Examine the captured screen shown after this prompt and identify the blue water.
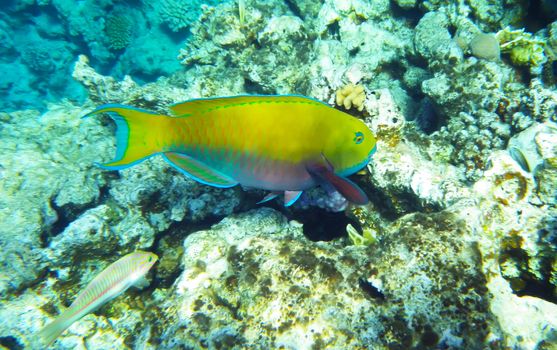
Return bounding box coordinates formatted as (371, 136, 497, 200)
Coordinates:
(0, 0, 223, 112)
(1, 0, 557, 349)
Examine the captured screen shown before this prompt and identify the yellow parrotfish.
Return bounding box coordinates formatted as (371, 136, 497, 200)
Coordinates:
(85, 95, 377, 205)
(38, 251, 158, 346)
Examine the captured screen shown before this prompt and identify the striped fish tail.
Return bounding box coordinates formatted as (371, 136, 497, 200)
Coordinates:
(38, 310, 74, 347)
(83, 104, 170, 170)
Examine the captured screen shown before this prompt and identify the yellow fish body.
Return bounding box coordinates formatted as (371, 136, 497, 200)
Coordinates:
(86, 95, 376, 205)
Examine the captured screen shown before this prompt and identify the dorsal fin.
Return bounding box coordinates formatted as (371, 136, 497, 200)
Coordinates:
(169, 95, 329, 117)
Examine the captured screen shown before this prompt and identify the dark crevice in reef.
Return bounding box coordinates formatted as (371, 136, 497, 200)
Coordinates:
(292, 208, 357, 242)
(524, 0, 557, 33)
(381, 60, 408, 86)
(359, 277, 386, 301)
(405, 51, 429, 70)
(284, 0, 304, 20)
(40, 181, 114, 247)
(516, 278, 556, 303)
(447, 23, 457, 37)
(0, 336, 24, 350)
(363, 180, 442, 221)
(500, 218, 557, 304)
(150, 215, 222, 288)
(389, 1, 422, 26)
(415, 97, 445, 134)
(40, 199, 87, 247)
(237, 190, 357, 242)
(349, 46, 360, 57)
(244, 78, 266, 94)
(325, 20, 340, 40)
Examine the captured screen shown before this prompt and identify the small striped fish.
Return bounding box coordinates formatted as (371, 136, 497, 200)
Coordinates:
(39, 251, 158, 346)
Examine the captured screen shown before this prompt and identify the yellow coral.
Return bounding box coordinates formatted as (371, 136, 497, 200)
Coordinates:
(346, 223, 377, 246)
(335, 84, 366, 111)
(496, 27, 546, 68)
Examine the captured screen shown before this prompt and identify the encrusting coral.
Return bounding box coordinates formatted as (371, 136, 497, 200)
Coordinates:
(105, 15, 133, 50)
(496, 26, 546, 70)
(158, 0, 219, 32)
(158, 208, 493, 348)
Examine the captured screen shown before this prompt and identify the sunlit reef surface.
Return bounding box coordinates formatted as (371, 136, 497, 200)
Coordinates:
(1, 0, 557, 349)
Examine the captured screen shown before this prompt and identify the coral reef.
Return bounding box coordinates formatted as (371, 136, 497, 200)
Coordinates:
(177, 0, 314, 96)
(0, 105, 109, 298)
(158, 208, 490, 349)
(393, 0, 416, 10)
(1, 0, 557, 349)
(414, 12, 457, 64)
(72, 55, 189, 109)
(421, 0, 526, 32)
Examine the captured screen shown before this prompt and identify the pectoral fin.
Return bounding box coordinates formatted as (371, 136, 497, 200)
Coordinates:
(307, 159, 369, 205)
(284, 191, 303, 206)
(257, 191, 303, 206)
(133, 276, 150, 289)
(257, 191, 280, 204)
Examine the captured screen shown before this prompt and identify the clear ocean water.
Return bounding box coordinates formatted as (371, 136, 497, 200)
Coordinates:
(1, 1, 556, 349)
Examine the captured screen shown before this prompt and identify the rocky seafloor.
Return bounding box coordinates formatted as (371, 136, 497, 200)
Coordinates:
(1, 0, 557, 349)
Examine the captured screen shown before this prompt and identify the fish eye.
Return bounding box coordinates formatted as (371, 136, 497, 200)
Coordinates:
(354, 131, 364, 144)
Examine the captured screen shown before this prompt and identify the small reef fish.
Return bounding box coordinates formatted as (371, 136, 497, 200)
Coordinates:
(39, 251, 158, 346)
(85, 95, 377, 205)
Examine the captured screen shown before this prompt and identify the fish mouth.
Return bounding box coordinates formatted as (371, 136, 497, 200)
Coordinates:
(338, 159, 369, 177)
(338, 145, 377, 177)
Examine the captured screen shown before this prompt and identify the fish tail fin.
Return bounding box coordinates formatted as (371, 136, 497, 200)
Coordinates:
(38, 312, 73, 347)
(83, 104, 170, 170)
